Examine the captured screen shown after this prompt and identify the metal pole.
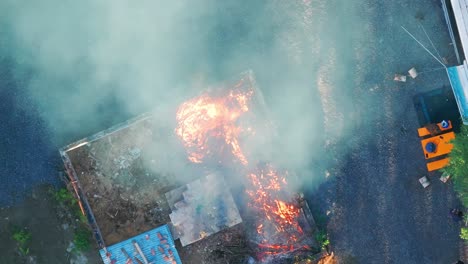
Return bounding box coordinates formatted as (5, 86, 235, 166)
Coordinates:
(401, 26, 447, 68)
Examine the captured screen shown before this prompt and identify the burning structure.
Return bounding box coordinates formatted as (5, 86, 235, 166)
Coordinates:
(60, 71, 324, 263)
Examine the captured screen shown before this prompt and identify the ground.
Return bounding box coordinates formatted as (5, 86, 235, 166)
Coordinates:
(0, 185, 101, 264)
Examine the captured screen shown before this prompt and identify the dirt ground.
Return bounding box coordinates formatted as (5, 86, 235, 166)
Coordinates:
(0, 184, 102, 264)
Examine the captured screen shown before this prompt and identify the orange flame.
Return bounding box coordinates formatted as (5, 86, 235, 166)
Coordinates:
(175, 85, 253, 165)
(175, 78, 309, 259)
(246, 166, 302, 232)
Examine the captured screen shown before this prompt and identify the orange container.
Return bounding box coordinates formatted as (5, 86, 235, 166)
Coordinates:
(427, 158, 450, 172)
(420, 132, 455, 160)
(417, 120, 452, 137)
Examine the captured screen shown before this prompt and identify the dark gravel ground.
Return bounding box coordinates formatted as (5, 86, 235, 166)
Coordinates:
(307, 0, 467, 263)
(0, 59, 60, 206)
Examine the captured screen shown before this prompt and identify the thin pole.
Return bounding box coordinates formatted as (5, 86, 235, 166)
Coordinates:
(418, 22, 444, 62)
(401, 26, 446, 68)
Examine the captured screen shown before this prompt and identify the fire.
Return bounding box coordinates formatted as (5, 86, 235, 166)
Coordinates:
(175, 75, 310, 261)
(246, 164, 304, 257)
(175, 84, 253, 165)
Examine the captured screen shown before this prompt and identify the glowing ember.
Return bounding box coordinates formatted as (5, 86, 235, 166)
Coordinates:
(175, 83, 253, 165)
(245, 164, 304, 257)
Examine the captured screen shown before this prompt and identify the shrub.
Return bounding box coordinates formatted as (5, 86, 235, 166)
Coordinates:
(461, 227, 468, 240)
(73, 228, 91, 252)
(53, 188, 76, 205)
(443, 125, 468, 207)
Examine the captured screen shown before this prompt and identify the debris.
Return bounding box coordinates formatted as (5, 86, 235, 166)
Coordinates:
(393, 74, 407, 82)
(133, 240, 149, 264)
(440, 172, 451, 183)
(66, 241, 75, 253)
(425, 123, 441, 136)
(408, 67, 418, 78)
(419, 176, 430, 188)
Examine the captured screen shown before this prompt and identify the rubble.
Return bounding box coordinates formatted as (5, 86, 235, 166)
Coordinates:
(168, 174, 243, 246)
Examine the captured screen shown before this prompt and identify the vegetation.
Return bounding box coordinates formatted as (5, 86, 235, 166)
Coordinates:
(461, 227, 468, 241)
(50, 187, 87, 224)
(315, 230, 330, 250)
(443, 125, 468, 207)
(53, 187, 76, 205)
(49, 187, 93, 253)
(12, 227, 31, 255)
(73, 228, 92, 252)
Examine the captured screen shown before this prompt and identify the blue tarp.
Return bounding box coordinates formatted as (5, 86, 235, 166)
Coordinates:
(99, 225, 182, 264)
(447, 65, 468, 124)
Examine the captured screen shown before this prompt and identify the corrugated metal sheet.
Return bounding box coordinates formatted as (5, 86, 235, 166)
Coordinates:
(99, 225, 182, 264)
(451, 0, 468, 55)
(447, 64, 468, 124)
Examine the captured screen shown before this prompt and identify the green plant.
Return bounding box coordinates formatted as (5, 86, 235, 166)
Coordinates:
(51, 187, 87, 223)
(443, 125, 468, 207)
(73, 228, 91, 252)
(12, 228, 31, 255)
(53, 188, 76, 205)
(461, 227, 468, 240)
(315, 230, 330, 250)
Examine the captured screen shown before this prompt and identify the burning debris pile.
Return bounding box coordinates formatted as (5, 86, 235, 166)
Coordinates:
(175, 80, 254, 165)
(245, 163, 316, 261)
(174, 72, 319, 263)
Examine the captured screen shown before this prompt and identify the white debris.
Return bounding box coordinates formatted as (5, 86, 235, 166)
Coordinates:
(393, 74, 407, 82)
(66, 242, 75, 253)
(408, 67, 418, 78)
(440, 172, 451, 183)
(419, 176, 430, 188)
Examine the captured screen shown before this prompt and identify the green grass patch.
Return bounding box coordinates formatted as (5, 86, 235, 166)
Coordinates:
(12, 227, 31, 255)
